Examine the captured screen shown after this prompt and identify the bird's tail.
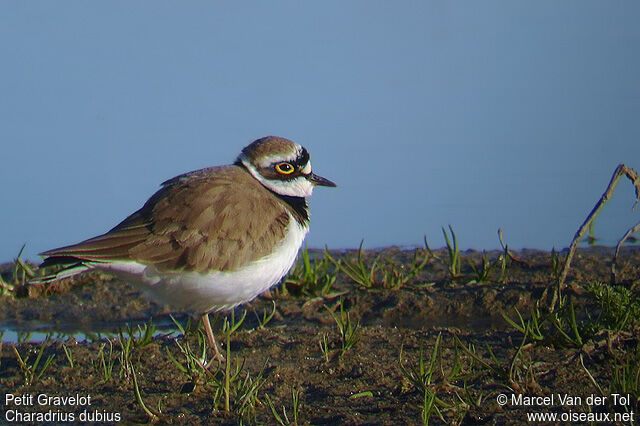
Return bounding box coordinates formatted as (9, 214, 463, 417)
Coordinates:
(29, 264, 90, 284)
(28, 257, 90, 285)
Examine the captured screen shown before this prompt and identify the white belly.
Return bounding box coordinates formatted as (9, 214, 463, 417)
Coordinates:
(96, 216, 308, 314)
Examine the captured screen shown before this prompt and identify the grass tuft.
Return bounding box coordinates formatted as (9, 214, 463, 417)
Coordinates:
(442, 226, 461, 279)
(12, 337, 56, 386)
(324, 297, 361, 358)
(284, 246, 340, 297)
(326, 240, 430, 289)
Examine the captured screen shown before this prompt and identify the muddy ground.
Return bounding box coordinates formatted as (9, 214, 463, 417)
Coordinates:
(1, 246, 639, 425)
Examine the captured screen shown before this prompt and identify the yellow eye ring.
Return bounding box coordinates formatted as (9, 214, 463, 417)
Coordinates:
(275, 162, 295, 175)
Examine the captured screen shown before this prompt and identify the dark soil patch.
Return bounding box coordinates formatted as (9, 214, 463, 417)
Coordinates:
(1, 247, 639, 424)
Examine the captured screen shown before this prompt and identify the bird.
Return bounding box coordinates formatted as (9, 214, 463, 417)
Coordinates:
(36, 136, 336, 363)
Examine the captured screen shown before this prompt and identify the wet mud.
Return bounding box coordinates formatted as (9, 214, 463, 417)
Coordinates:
(1, 246, 639, 424)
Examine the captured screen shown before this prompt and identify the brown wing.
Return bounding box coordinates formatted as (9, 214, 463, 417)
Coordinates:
(40, 165, 291, 272)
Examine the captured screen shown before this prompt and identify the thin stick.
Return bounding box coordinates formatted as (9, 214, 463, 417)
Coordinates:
(497, 229, 531, 267)
(130, 361, 159, 422)
(579, 354, 604, 396)
(611, 220, 640, 284)
(551, 164, 640, 312)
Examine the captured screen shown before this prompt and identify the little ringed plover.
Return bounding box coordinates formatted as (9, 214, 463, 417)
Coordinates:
(37, 136, 336, 362)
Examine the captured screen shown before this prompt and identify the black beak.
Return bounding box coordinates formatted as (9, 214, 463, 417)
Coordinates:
(308, 172, 337, 187)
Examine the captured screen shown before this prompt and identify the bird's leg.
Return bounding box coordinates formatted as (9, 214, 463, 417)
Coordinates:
(202, 313, 225, 367)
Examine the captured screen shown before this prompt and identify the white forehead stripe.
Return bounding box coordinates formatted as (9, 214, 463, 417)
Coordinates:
(256, 145, 303, 168)
(301, 161, 312, 175)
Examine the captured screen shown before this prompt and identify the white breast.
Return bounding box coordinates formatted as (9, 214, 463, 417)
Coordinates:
(97, 214, 308, 314)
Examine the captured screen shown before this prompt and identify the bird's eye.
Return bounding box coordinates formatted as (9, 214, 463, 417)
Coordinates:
(275, 162, 295, 175)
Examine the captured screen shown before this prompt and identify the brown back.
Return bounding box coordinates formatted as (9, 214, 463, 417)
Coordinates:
(41, 165, 292, 272)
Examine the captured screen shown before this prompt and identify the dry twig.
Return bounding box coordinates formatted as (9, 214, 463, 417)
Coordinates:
(498, 228, 532, 268)
(611, 220, 640, 284)
(551, 164, 640, 312)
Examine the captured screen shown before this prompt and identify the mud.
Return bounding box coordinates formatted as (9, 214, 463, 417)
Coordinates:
(1, 246, 639, 424)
